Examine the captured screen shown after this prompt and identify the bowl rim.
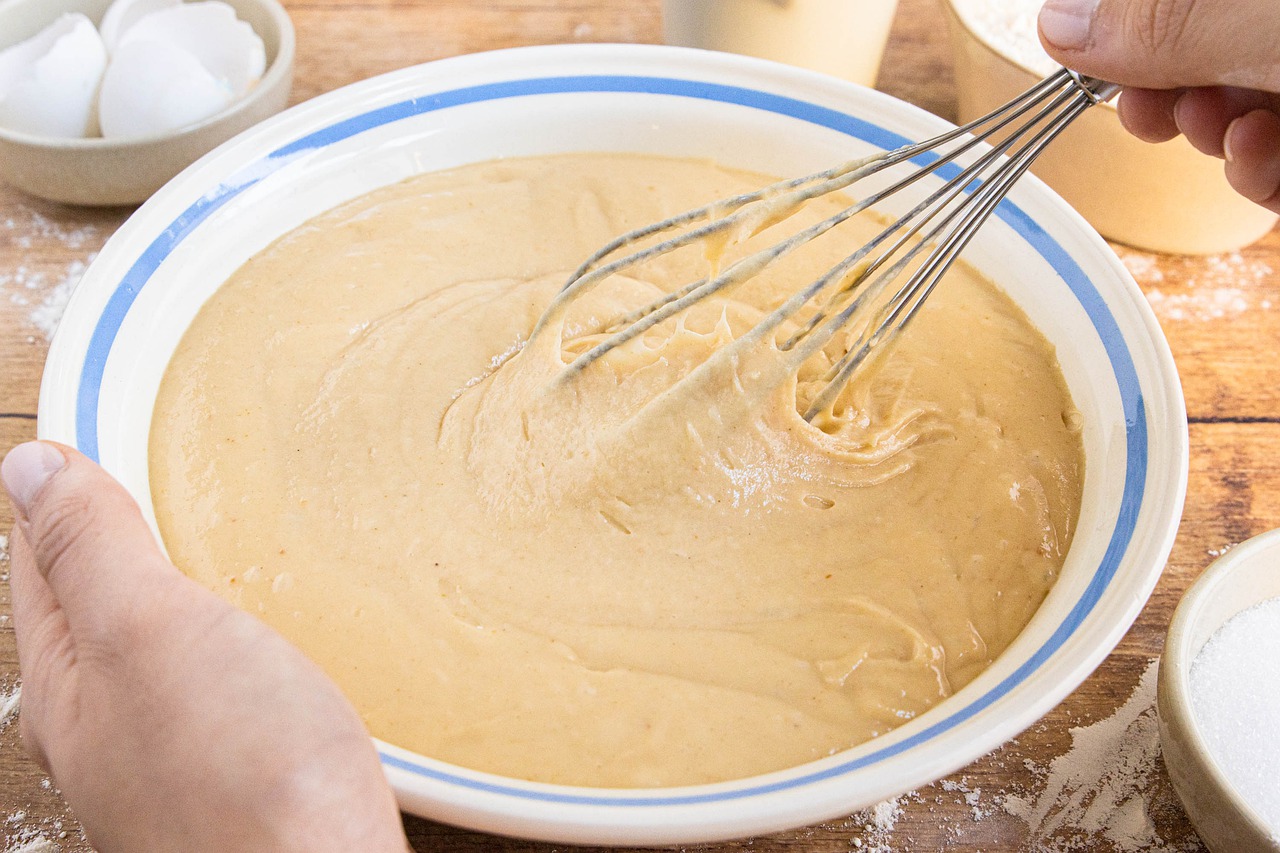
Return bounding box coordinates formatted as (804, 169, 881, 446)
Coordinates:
(36, 42, 1189, 844)
(1160, 527, 1280, 846)
(0, 0, 296, 149)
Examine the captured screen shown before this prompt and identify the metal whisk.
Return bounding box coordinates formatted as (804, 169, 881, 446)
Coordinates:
(532, 69, 1119, 421)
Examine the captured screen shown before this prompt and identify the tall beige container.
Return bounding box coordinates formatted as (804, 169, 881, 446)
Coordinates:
(942, 0, 1277, 255)
(663, 0, 900, 88)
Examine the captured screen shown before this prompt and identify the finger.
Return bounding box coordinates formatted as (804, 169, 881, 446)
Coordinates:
(1224, 109, 1280, 213)
(8, 527, 66, 774)
(1173, 88, 1280, 158)
(1039, 0, 1280, 92)
(8, 525, 67, 675)
(1, 441, 178, 640)
(1117, 88, 1182, 143)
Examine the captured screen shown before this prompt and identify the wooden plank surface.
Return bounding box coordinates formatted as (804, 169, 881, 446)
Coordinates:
(1, 0, 1277, 849)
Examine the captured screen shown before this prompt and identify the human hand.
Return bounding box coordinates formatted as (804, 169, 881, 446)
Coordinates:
(1038, 0, 1280, 212)
(1, 441, 410, 853)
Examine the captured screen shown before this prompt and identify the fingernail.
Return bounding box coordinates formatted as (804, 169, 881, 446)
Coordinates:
(1039, 0, 1100, 50)
(1, 442, 66, 518)
(1224, 117, 1239, 162)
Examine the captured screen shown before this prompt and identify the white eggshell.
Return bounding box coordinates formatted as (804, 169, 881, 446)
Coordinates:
(98, 38, 234, 138)
(118, 2, 266, 97)
(0, 13, 107, 138)
(98, 0, 182, 52)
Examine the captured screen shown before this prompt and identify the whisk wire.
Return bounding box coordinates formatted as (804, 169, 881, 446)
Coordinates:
(535, 69, 1118, 419)
(801, 90, 1100, 419)
(785, 78, 1091, 356)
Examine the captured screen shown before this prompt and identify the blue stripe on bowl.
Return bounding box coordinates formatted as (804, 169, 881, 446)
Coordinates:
(76, 73, 1146, 806)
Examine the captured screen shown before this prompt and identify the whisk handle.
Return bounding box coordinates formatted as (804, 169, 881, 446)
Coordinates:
(1066, 70, 1121, 104)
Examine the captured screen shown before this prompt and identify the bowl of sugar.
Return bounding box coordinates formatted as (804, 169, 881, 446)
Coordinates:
(1159, 528, 1280, 853)
(941, 0, 1278, 255)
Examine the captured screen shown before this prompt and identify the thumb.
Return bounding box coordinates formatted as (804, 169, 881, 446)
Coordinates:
(2, 441, 177, 639)
(1039, 0, 1280, 92)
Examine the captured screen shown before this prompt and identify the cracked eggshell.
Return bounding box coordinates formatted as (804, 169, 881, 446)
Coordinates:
(0, 0, 294, 205)
(0, 13, 107, 138)
(98, 37, 236, 138)
(99, 0, 182, 52)
(118, 2, 267, 97)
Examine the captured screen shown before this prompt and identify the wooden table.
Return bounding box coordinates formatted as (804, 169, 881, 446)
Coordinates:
(2, 1, 1276, 849)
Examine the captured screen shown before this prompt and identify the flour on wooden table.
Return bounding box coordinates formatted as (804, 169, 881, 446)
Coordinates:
(1, 790, 76, 852)
(26, 258, 93, 342)
(5, 837, 58, 853)
(833, 793, 914, 852)
(3, 808, 66, 853)
(1002, 659, 1197, 851)
(838, 659, 1203, 851)
(1119, 248, 1275, 323)
(0, 685, 20, 733)
(2, 209, 97, 252)
(1, 202, 104, 342)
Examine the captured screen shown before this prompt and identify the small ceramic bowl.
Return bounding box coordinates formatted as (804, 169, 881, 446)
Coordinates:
(940, 0, 1278, 255)
(38, 44, 1188, 845)
(0, 0, 294, 206)
(1159, 529, 1280, 853)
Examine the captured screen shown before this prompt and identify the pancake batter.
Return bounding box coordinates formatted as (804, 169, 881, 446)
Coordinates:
(150, 153, 1083, 787)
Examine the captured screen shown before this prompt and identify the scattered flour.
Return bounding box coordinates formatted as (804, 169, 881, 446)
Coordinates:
(0, 686, 19, 732)
(5, 838, 58, 853)
(1002, 659, 1197, 852)
(1, 201, 105, 343)
(1, 794, 76, 853)
(837, 659, 1203, 851)
(0, 533, 8, 563)
(1145, 288, 1251, 322)
(844, 794, 910, 852)
(1206, 543, 1236, 559)
(3, 808, 64, 853)
(26, 257, 93, 342)
(1121, 249, 1276, 323)
(1121, 253, 1166, 285)
(2, 208, 97, 251)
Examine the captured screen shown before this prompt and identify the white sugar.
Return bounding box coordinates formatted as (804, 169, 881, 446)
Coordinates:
(1189, 595, 1280, 833)
(952, 0, 1057, 76)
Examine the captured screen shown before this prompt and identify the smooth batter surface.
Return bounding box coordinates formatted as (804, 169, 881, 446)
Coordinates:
(150, 153, 1083, 787)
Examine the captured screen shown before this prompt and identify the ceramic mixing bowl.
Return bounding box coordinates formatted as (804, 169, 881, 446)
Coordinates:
(37, 44, 1188, 845)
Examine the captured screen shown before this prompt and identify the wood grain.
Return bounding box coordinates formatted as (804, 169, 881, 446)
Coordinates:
(1, 0, 1276, 849)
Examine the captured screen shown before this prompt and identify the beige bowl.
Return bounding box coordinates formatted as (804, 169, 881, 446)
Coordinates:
(662, 0, 899, 88)
(0, 0, 294, 206)
(940, 0, 1277, 255)
(1158, 529, 1280, 853)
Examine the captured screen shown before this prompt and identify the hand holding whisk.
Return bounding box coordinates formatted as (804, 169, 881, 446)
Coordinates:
(530, 69, 1119, 422)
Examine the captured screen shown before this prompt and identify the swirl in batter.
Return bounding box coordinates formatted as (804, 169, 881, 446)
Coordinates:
(150, 153, 1083, 787)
